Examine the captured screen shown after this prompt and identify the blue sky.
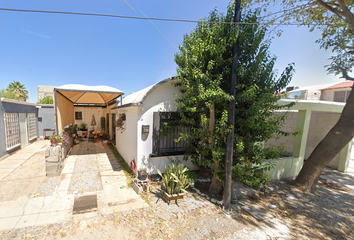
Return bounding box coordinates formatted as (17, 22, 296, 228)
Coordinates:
(0, 0, 340, 103)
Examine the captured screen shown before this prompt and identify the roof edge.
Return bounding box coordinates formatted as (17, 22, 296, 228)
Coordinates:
(139, 77, 176, 104)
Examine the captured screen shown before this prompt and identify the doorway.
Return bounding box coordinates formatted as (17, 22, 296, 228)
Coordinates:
(19, 113, 28, 147)
(112, 113, 116, 143)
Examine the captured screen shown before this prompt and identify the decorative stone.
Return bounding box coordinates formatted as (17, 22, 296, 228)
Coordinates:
(45, 145, 64, 176)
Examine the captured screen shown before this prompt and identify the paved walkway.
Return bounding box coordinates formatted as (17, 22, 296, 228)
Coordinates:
(0, 140, 148, 233)
(0, 140, 48, 180)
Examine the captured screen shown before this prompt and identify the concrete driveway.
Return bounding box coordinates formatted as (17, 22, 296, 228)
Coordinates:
(0, 140, 148, 232)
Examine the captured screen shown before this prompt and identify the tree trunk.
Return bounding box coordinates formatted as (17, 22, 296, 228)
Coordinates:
(208, 104, 222, 194)
(294, 87, 354, 192)
(209, 161, 223, 194)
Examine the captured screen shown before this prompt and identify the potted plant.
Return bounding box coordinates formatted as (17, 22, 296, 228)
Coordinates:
(80, 122, 88, 131)
(69, 124, 77, 137)
(106, 133, 111, 144)
(157, 163, 190, 204)
(49, 133, 63, 147)
(93, 131, 100, 142)
(138, 168, 149, 181)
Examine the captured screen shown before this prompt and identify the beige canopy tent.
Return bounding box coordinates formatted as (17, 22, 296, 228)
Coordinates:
(54, 84, 124, 133)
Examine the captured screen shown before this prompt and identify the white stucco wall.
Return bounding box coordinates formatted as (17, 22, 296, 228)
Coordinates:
(305, 90, 321, 100)
(115, 81, 198, 174)
(136, 81, 198, 174)
(115, 107, 139, 168)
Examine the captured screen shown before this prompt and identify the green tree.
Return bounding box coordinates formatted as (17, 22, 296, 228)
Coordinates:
(174, 3, 294, 193)
(6, 81, 29, 102)
(245, 0, 354, 192)
(0, 88, 22, 101)
(37, 96, 53, 104)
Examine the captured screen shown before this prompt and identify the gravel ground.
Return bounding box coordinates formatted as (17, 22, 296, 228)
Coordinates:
(4, 176, 350, 240)
(149, 187, 212, 221)
(1, 142, 353, 240)
(36, 176, 61, 196)
(68, 154, 102, 194)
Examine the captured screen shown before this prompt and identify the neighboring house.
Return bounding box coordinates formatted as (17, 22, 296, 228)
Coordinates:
(37, 85, 56, 102)
(265, 99, 352, 176)
(0, 97, 55, 158)
(283, 83, 334, 100)
(284, 81, 353, 102)
(113, 78, 198, 174)
(320, 81, 353, 102)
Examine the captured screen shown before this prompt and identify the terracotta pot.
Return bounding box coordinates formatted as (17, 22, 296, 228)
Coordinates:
(50, 138, 58, 146)
(95, 138, 99, 143)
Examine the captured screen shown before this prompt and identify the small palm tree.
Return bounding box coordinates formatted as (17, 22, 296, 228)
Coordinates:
(6, 81, 29, 101)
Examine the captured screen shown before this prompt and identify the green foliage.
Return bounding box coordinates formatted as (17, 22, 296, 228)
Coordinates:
(80, 122, 87, 130)
(157, 163, 190, 195)
(0, 89, 23, 101)
(37, 96, 53, 104)
(185, 171, 197, 187)
(174, 3, 295, 187)
(6, 81, 28, 101)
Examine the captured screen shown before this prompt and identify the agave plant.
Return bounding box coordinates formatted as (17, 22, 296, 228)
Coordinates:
(157, 163, 190, 195)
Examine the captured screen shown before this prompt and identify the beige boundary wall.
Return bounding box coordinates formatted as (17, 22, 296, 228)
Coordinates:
(306, 111, 341, 168)
(266, 100, 351, 177)
(55, 92, 74, 133)
(264, 111, 298, 156)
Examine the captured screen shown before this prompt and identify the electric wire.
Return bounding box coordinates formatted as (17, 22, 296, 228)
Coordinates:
(0, 7, 335, 26)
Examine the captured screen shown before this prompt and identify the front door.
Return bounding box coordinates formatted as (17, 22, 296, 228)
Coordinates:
(106, 113, 110, 137)
(19, 113, 28, 147)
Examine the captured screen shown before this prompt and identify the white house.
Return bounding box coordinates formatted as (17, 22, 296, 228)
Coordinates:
(113, 78, 198, 174)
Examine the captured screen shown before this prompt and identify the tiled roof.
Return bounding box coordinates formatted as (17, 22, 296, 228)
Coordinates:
(324, 81, 353, 90)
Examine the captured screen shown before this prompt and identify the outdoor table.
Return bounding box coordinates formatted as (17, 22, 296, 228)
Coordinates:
(43, 128, 55, 139)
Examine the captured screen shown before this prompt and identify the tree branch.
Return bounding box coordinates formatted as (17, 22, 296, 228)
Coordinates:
(315, 0, 345, 19)
(337, 0, 354, 28)
(338, 67, 354, 81)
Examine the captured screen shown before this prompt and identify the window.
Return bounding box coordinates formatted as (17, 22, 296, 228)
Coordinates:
(334, 91, 351, 102)
(152, 112, 189, 156)
(4, 113, 20, 150)
(75, 111, 82, 120)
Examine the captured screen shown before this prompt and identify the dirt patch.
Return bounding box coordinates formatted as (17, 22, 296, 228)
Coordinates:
(1, 153, 353, 239)
(0, 151, 47, 201)
(252, 179, 354, 239)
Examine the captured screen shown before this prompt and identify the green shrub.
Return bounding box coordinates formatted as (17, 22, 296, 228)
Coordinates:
(185, 171, 197, 187)
(157, 163, 190, 195)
